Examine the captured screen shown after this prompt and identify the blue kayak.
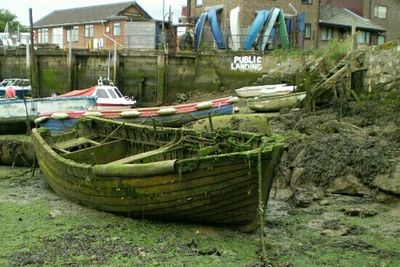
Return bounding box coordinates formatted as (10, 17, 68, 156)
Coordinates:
(243, 10, 270, 50)
(207, 7, 226, 49)
(194, 12, 207, 50)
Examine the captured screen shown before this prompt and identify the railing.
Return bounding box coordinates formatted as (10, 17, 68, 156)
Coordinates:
(19, 28, 305, 53)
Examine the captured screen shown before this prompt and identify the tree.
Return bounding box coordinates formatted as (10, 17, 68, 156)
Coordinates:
(0, 9, 28, 32)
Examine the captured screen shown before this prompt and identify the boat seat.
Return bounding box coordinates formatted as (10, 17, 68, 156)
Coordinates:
(107, 143, 183, 165)
(53, 137, 100, 153)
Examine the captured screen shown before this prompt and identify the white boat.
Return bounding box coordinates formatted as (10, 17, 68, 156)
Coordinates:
(260, 85, 296, 97)
(61, 77, 136, 109)
(247, 92, 306, 112)
(0, 96, 97, 134)
(0, 78, 32, 98)
(235, 83, 287, 98)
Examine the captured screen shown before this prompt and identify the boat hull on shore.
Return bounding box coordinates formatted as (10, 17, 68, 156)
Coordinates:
(235, 84, 287, 98)
(248, 92, 306, 112)
(32, 117, 283, 230)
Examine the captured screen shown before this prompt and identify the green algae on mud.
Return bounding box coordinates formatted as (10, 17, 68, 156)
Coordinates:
(1, 166, 400, 267)
(0, 167, 261, 267)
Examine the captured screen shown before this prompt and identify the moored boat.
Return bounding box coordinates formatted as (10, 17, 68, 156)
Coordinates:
(260, 85, 296, 97)
(248, 92, 306, 112)
(61, 77, 136, 109)
(36, 97, 237, 132)
(235, 84, 287, 98)
(31, 116, 283, 231)
(0, 96, 97, 134)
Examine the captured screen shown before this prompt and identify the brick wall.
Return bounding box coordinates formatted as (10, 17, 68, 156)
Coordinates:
(365, 0, 400, 41)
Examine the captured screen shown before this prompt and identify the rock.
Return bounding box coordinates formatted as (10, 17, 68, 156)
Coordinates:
(290, 167, 305, 188)
(374, 191, 399, 204)
(341, 207, 378, 217)
(321, 226, 350, 237)
(374, 163, 400, 195)
(319, 199, 330, 206)
(327, 174, 372, 196)
(290, 149, 306, 168)
(288, 186, 323, 208)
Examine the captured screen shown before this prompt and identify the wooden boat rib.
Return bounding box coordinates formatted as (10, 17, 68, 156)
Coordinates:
(32, 117, 283, 231)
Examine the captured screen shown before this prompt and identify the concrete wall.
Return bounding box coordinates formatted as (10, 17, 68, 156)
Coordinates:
(0, 48, 303, 106)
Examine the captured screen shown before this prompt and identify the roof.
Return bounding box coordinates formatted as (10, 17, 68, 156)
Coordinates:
(319, 4, 385, 32)
(34, 1, 152, 28)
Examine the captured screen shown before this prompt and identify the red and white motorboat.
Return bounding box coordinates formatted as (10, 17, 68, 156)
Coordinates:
(61, 77, 136, 109)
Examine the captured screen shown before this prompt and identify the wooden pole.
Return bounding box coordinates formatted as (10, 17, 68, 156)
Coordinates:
(113, 40, 117, 82)
(68, 27, 73, 89)
(29, 8, 39, 97)
(26, 38, 30, 77)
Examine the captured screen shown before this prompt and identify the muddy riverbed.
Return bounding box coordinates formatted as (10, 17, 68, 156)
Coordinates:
(1, 98, 400, 266)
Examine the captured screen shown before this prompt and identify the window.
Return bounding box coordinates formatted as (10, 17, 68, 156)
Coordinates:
(38, 28, 48, 43)
(374, 5, 387, 19)
(84, 24, 94, 37)
(305, 23, 311, 39)
(67, 26, 79, 42)
(196, 0, 203, 7)
(321, 27, 333, 41)
(113, 22, 121, 36)
(378, 35, 386, 45)
(95, 89, 109, 98)
(113, 88, 123, 97)
(302, 0, 313, 4)
(357, 31, 370, 45)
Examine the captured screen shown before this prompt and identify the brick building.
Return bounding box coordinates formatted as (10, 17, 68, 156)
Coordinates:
(363, 0, 400, 42)
(189, 0, 387, 49)
(321, 0, 400, 43)
(33, 1, 170, 50)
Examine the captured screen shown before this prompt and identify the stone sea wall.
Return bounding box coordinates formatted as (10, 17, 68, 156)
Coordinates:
(363, 41, 400, 94)
(0, 48, 303, 106)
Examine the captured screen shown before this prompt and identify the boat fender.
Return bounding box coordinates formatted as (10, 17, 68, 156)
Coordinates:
(84, 111, 103, 117)
(228, 96, 239, 103)
(196, 101, 213, 110)
(50, 112, 70, 120)
(234, 107, 241, 113)
(157, 107, 177, 116)
(34, 116, 49, 125)
(120, 110, 141, 118)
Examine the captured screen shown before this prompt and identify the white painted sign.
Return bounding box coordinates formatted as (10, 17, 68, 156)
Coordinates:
(231, 56, 263, 71)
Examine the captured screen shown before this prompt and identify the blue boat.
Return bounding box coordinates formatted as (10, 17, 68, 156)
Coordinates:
(0, 96, 97, 134)
(243, 10, 270, 50)
(297, 12, 306, 49)
(207, 7, 226, 49)
(194, 12, 207, 50)
(260, 8, 289, 51)
(37, 97, 237, 132)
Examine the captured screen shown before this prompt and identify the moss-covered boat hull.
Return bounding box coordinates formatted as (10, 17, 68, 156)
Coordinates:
(32, 117, 283, 230)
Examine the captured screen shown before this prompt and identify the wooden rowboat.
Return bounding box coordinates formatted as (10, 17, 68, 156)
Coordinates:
(248, 92, 306, 112)
(31, 117, 283, 231)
